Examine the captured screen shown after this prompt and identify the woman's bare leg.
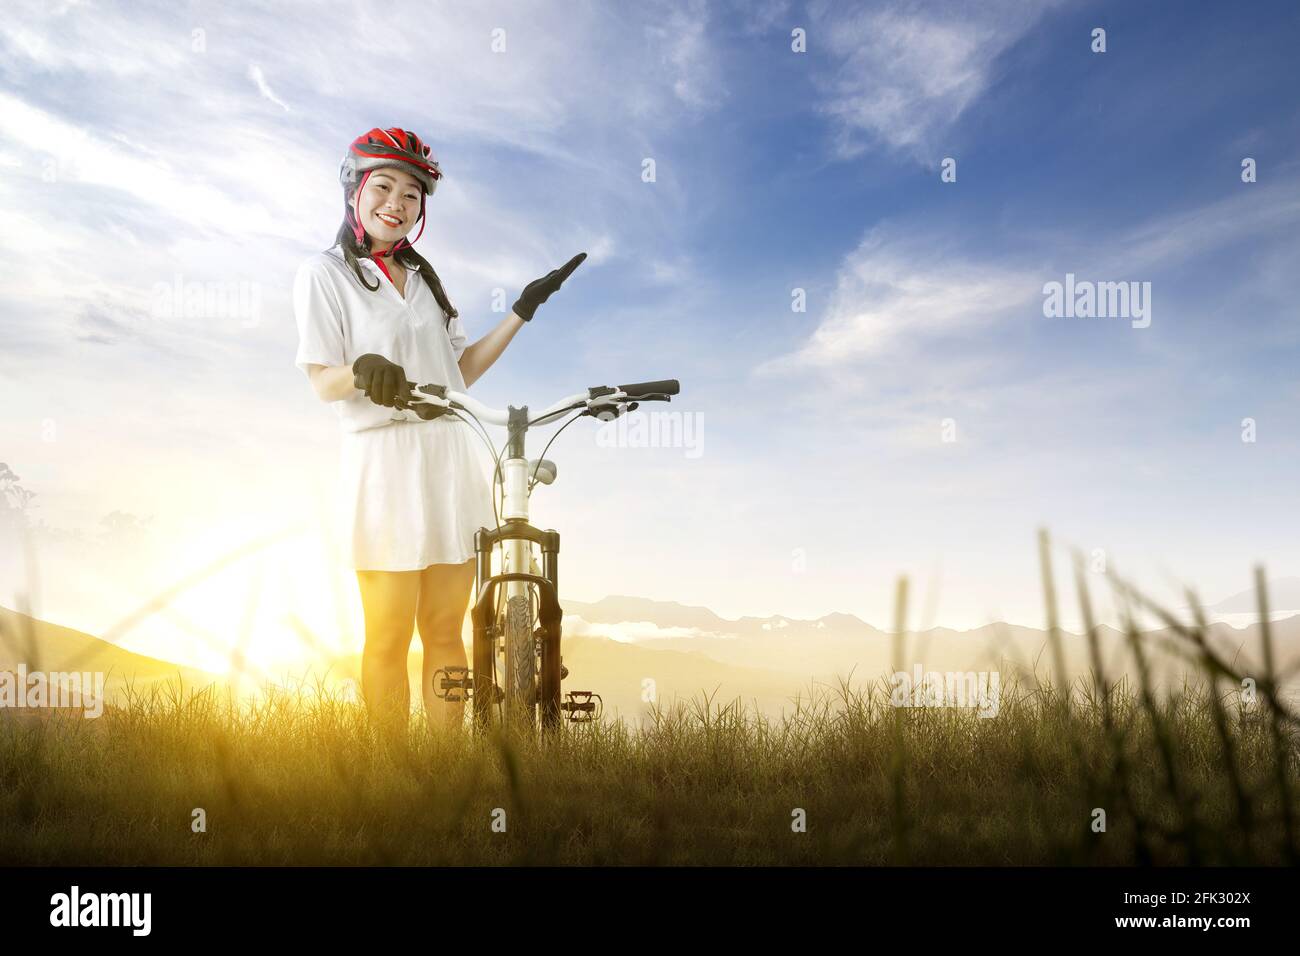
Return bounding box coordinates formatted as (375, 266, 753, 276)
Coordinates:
(356, 569, 421, 744)
(416, 557, 478, 731)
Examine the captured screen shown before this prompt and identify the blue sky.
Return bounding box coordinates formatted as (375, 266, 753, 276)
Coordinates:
(1, 0, 1298, 668)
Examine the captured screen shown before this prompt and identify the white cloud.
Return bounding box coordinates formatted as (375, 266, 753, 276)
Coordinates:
(760, 178, 1300, 380)
(0, 4, 187, 78)
(1110, 180, 1300, 275)
(562, 614, 731, 643)
(733, 0, 793, 37)
(0, 91, 294, 242)
(247, 64, 290, 112)
(755, 225, 1035, 375)
(646, 0, 729, 111)
(807, 0, 1063, 160)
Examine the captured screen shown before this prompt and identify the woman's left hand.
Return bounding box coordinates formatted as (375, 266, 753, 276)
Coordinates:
(511, 252, 587, 322)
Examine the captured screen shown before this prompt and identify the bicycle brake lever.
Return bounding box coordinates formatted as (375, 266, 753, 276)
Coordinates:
(407, 384, 451, 408)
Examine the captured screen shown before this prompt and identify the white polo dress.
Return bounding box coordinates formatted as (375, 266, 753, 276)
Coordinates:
(293, 245, 497, 572)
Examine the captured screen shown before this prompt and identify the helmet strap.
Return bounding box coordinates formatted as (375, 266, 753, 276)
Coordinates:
(347, 169, 371, 246)
(393, 193, 427, 251)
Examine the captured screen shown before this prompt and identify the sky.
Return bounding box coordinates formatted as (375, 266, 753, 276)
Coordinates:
(1, 0, 1298, 674)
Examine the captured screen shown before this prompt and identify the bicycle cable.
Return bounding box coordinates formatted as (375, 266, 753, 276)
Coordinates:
(525, 410, 586, 493)
(445, 408, 510, 724)
(448, 406, 516, 576)
(446, 408, 505, 535)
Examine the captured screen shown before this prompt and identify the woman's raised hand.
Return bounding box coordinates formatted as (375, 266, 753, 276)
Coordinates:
(511, 252, 587, 323)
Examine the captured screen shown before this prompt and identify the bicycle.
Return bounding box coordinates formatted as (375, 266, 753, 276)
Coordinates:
(406, 376, 681, 736)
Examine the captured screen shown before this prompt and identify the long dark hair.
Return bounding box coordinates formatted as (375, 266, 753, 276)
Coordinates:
(327, 187, 458, 329)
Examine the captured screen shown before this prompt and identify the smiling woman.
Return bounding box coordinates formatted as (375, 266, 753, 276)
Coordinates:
(292, 127, 586, 745)
(292, 127, 496, 743)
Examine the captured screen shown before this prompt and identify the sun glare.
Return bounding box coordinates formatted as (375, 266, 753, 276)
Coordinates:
(112, 518, 362, 681)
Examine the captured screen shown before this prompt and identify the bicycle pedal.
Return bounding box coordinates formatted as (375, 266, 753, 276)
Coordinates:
(561, 690, 602, 723)
(431, 666, 472, 702)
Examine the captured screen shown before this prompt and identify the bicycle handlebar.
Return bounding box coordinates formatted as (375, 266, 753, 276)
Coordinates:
(405, 379, 680, 427)
(618, 379, 680, 397)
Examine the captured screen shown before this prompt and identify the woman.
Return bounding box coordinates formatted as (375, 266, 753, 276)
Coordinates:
(293, 127, 585, 740)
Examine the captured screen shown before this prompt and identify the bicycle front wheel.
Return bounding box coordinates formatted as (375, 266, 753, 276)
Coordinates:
(503, 593, 537, 731)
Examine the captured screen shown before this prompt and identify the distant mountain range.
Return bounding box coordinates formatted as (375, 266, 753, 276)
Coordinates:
(561, 593, 1300, 668)
(0, 605, 219, 688)
(1199, 576, 1300, 614)
(3, 585, 1298, 725)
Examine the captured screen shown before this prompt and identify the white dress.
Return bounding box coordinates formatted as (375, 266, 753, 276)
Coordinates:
(293, 245, 497, 571)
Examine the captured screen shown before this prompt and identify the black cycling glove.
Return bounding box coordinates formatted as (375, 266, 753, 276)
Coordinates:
(352, 353, 414, 408)
(409, 401, 448, 421)
(511, 252, 587, 322)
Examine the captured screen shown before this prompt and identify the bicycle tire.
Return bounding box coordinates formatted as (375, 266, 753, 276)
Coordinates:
(503, 593, 537, 730)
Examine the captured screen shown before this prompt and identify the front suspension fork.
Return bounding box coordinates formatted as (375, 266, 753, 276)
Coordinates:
(470, 521, 563, 732)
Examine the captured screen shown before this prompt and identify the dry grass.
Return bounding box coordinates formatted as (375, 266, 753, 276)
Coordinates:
(1, 535, 1297, 866)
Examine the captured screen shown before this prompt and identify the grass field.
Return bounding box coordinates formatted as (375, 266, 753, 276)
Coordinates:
(2, 543, 1298, 866)
(1, 670, 1296, 866)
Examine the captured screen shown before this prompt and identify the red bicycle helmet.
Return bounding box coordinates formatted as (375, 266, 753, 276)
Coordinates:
(340, 127, 442, 195)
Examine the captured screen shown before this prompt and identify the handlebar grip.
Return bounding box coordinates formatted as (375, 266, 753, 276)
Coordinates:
(618, 379, 679, 397)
